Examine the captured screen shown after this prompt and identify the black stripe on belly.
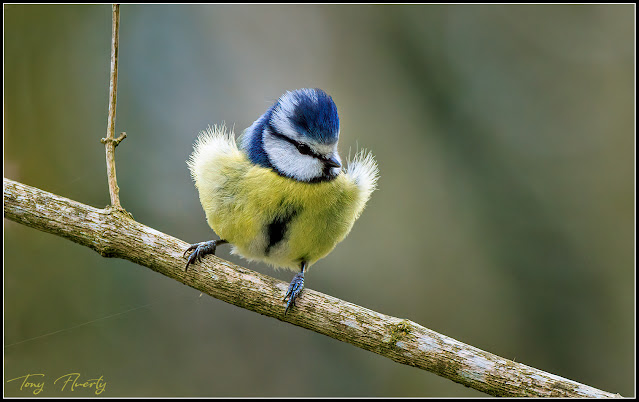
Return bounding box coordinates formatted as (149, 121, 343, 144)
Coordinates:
(265, 207, 299, 255)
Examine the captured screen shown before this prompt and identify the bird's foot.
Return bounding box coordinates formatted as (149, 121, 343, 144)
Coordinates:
(183, 239, 228, 271)
(284, 271, 305, 314)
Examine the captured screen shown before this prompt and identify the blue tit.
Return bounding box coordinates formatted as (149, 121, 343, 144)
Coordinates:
(184, 88, 379, 314)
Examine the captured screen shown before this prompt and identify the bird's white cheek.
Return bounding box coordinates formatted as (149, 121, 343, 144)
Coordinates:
(281, 154, 324, 182)
(263, 136, 324, 181)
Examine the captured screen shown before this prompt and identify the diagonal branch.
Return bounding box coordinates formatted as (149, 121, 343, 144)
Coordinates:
(2, 177, 622, 398)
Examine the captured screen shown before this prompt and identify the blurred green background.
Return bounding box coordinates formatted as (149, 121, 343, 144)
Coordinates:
(3, 4, 634, 397)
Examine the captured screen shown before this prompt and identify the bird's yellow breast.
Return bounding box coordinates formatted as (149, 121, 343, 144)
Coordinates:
(195, 152, 363, 270)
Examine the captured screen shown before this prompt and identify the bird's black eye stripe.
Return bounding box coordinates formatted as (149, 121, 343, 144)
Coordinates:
(296, 143, 312, 156)
(269, 127, 319, 158)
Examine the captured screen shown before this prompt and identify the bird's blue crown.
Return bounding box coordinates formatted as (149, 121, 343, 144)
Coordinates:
(274, 88, 340, 144)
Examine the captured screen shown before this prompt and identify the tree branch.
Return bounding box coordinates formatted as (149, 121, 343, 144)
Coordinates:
(101, 4, 125, 211)
(3, 177, 621, 398)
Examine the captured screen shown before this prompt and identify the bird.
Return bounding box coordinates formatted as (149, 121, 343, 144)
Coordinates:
(184, 88, 379, 314)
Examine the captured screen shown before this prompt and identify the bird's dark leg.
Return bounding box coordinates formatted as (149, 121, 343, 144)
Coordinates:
(183, 239, 228, 271)
(284, 261, 307, 314)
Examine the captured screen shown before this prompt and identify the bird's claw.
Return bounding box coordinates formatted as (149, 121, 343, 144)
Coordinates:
(183, 243, 199, 258)
(183, 240, 225, 271)
(284, 272, 305, 314)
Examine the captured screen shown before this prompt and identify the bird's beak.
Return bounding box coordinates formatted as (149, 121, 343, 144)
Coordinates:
(324, 155, 341, 169)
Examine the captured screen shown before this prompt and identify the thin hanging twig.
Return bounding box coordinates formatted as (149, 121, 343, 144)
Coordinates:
(100, 4, 127, 210)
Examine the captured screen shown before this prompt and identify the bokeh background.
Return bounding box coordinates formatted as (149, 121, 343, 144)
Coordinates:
(4, 4, 635, 397)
